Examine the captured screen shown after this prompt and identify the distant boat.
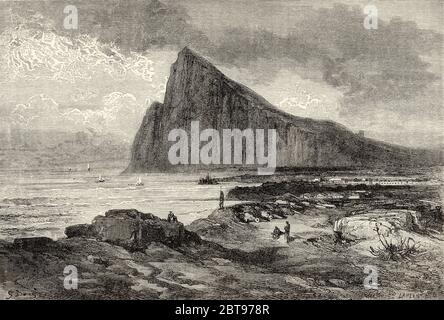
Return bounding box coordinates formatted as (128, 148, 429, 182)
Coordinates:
(136, 177, 144, 186)
(87, 163, 91, 172)
(97, 175, 105, 183)
(198, 173, 218, 185)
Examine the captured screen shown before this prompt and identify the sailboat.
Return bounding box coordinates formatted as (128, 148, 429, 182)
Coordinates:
(136, 177, 144, 186)
(97, 175, 105, 183)
(87, 163, 91, 172)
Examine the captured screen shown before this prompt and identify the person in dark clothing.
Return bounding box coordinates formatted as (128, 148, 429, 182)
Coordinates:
(131, 212, 143, 249)
(168, 211, 178, 223)
(284, 221, 291, 243)
(167, 211, 174, 223)
(435, 206, 442, 221)
(219, 190, 225, 209)
(272, 226, 283, 239)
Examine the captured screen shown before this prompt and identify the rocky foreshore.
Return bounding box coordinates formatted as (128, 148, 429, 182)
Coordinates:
(0, 205, 443, 300)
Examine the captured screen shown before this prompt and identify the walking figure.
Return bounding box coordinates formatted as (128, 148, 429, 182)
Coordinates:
(219, 189, 225, 209)
(131, 212, 143, 248)
(284, 221, 291, 243)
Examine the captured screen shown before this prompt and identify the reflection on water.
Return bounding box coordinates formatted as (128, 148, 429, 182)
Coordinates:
(0, 169, 256, 240)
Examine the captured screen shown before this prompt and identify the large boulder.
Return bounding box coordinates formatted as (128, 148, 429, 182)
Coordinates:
(65, 224, 98, 238)
(13, 237, 57, 251)
(333, 210, 422, 241)
(65, 209, 200, 249)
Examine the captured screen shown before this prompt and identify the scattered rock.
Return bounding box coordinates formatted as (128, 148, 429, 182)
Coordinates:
(104, 209, 159, 221)
(240, 213, 256, 223)
(232, 203, 293, 223)
(87, 255, 110, 266)
(328, 279, 347, 288)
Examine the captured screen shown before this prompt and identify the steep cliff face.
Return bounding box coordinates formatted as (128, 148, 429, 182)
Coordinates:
(125, 47, 441, 173)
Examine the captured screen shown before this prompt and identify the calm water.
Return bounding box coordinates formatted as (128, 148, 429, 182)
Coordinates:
(0, 169, 256, 241)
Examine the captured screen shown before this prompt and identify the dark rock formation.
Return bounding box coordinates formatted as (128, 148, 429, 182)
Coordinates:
(125, 47, 441, 173)
(65, 209, 200, 250)
(12, 237, 57, 251)
(65, 224, 98, 239)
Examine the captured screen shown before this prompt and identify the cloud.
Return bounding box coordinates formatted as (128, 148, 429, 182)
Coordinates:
(70, 89, 98, 103)
(10, 93, 147, 139)
(211, 5, 442, 96)
(6, 0, 212, 53)
(0, 7, 174, 139)
(0, 15, 157, 84)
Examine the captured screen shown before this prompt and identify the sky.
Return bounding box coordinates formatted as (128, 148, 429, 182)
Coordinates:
(0, 0, 442, 148)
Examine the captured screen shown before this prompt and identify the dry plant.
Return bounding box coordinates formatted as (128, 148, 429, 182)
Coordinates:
(369, 222, 422, 261)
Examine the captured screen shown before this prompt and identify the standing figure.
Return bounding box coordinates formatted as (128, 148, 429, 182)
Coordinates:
(167, 211, 174, 223)
(131, 212, 143, 248)
(219, 190, 225, 209)
(284, 221, 291, 243)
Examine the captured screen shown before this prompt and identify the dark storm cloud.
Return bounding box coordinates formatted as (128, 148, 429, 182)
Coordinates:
(209, 4, 442, 107)
(7, 1, 441, 94)
(5, 0, 212, 51)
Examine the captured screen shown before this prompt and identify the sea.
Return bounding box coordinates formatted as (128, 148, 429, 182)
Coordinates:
(0, 168, 257, 241)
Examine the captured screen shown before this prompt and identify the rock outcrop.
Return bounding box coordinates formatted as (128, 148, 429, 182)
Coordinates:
(65, 209, 200, 250)
(333, 210, 422, 241)
(12, 237, 58, 251)
(125, 47, 441, 172)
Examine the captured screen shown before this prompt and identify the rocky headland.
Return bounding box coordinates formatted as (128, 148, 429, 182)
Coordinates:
(125, 47, 442, 173)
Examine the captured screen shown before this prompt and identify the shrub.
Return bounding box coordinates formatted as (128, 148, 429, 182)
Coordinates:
(369, 223, 422, 261)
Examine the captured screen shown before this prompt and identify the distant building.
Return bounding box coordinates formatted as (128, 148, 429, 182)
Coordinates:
(358, 130, 365, 137)
(328, 178, 343, 184)
(323, 176, 432, 187)
(328, 192, 344, 199)
(347, 193, 360, 200)
(372, 179, 418, 186)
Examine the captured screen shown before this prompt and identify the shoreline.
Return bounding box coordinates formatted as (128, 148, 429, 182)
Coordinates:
(1, 168, 443, 299)
(1, 196, 443, 299)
